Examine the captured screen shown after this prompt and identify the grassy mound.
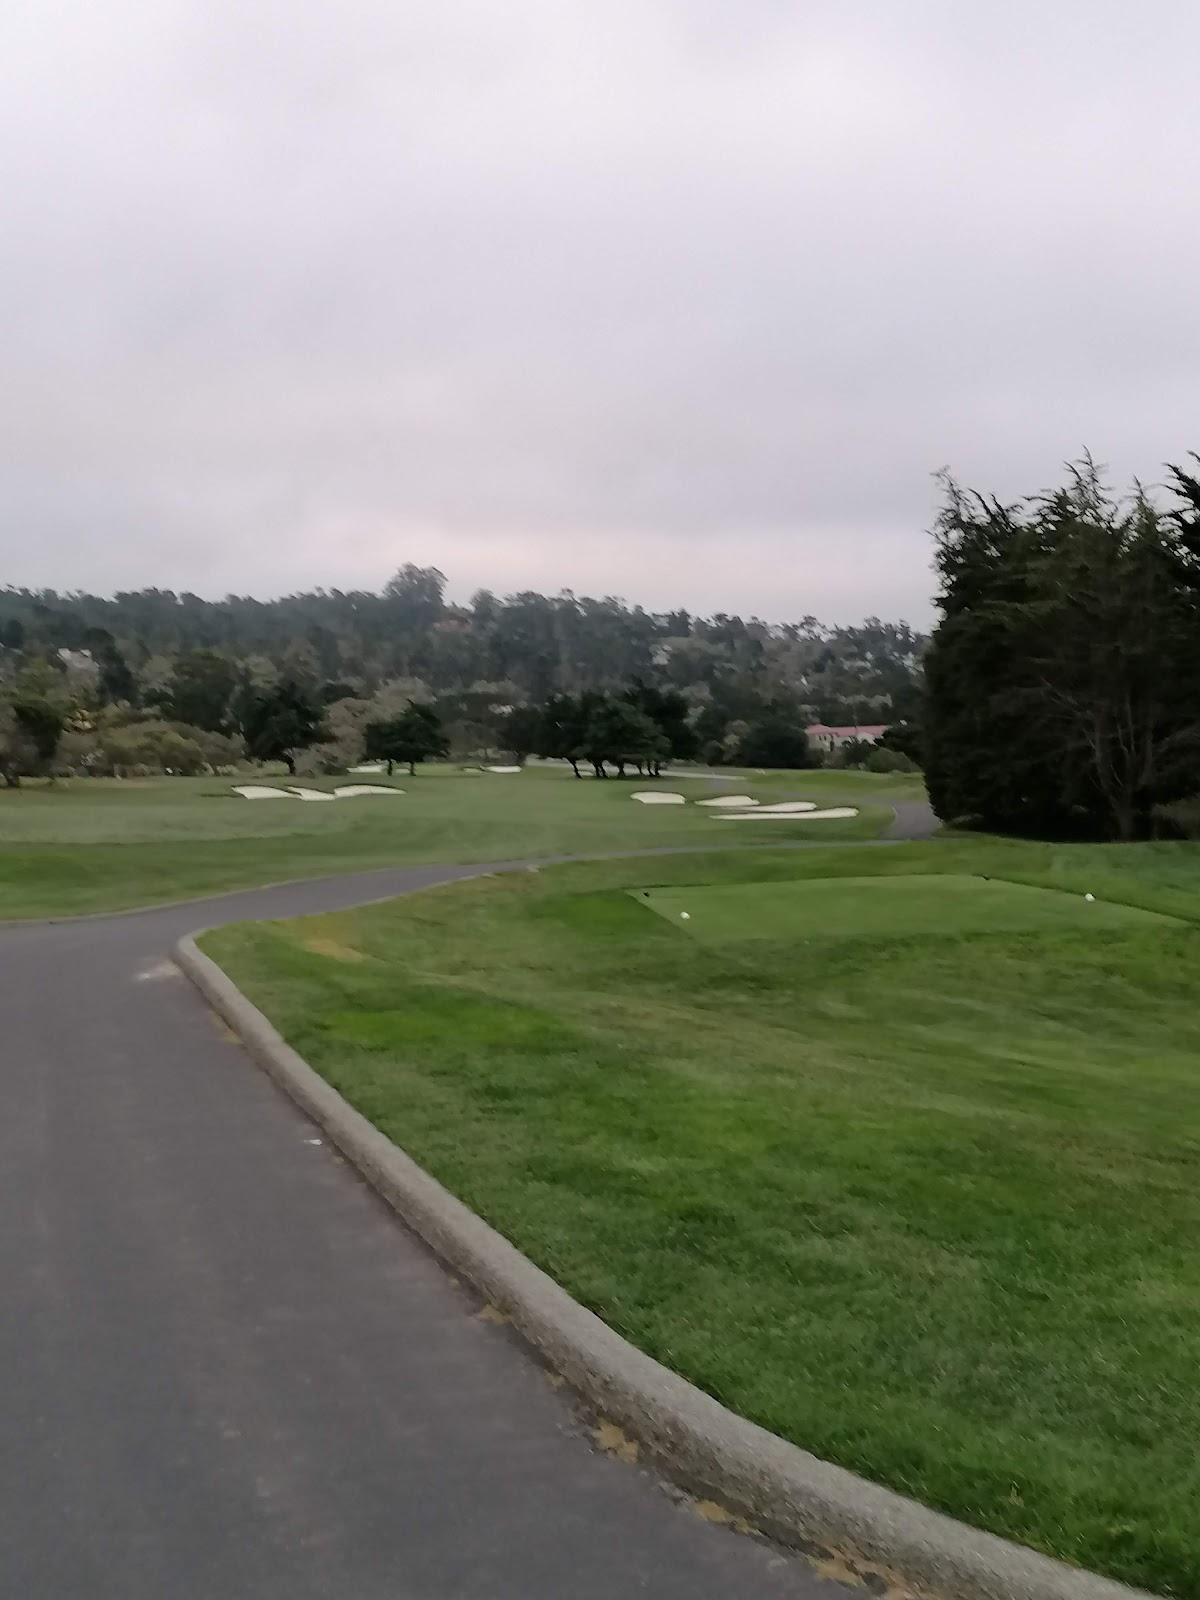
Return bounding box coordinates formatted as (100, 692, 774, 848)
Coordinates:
(634, 872, 1181, 942)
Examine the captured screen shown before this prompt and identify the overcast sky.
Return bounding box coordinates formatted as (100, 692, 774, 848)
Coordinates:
(2, 1, 1198, 625)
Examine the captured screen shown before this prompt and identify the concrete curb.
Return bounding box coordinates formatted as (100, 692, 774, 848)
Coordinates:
(176, 931, 1149, 1600)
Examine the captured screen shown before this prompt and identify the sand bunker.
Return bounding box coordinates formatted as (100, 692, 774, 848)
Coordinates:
(695, 795, 759, 808)
(747, 801, 817, 813)
(331, 785, 403, 798)
(349, 762, 385, 773)
(716, 807, 858, 821)
(632, 791, 686, 804)
(487, 765, 522, 774)
(233, 784, 403, 802)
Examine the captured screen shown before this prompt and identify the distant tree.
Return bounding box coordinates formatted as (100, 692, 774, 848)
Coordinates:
(537, 693, 590, 777)
(0, 699, 33, 786)
(622, 679, 698, 763)
(0, 617, 25, 653)
(497, 704, 543, 765)
(383, 566, 447, 666)
(157, 649, 238, 732)
(470, 588, 500, 627)
(583, 697, 665, 778)
(384, 564, 447, 613)
(865, 745, 918, 774)
(364, 702, 449, 776)
(437, 679, 520, 757)
(100, 721, 209, 776)
(737, 709, 813, 769)
(314, 694, 372, 772)
(0, 666, 67, 784)
(241, 677, 325, 776)
(13, 697, 67, 771)
(84, 628, 137, 705)
(833, 736, 875, 768)
(183, 724, 245, 772)
(878, 720, 923, 765)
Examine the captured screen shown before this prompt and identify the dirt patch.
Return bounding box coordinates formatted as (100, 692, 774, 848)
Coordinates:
(301, 935, 367, 963)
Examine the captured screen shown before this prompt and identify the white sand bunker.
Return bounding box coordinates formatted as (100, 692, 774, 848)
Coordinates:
(717, 807, 858, 821)
(349, 761, 385, 773)
(331, 785, 403, 798)
(747, 801, 817, 814)
(233, 784, 403, 802)
(632, 791, 686, 804)
(286, 786, 336, 802)
(695, 795, 759, 807)
(487, 765, 522, 774)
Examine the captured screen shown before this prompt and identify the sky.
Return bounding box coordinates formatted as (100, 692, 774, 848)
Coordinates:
(2, 1, 1199, 626)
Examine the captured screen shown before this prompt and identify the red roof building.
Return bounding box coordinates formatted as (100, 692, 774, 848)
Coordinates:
(805, 723, 888, 752)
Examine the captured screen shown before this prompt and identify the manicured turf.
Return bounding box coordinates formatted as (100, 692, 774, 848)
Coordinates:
(205, 838, 1200, 1595)
(0, 765, 909, 918)
(634, 873, 1184, 942)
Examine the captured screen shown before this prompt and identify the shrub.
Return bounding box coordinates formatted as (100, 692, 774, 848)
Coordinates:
(865, 746, 918, 774)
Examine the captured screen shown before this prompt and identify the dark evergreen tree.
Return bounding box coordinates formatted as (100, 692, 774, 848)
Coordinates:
(537, 693, 590, 777)
(737, 707, 814, 769)
(241, 677, 325, 776)
(622, 680, 698, 762)
(496, 704, 542, 764)
(925, 460, 1200, 839)
(583, 697, 665, 778)
(364, 703, 449, 776)
(155, 649, 238, 732)
(84, 628, 137, 705)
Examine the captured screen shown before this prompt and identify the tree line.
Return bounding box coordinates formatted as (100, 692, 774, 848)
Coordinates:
(0, 576, 923, 724)
(0, 651, 898, 784)
(925, 455, 1200, 840)
(0, 575, 923, 782)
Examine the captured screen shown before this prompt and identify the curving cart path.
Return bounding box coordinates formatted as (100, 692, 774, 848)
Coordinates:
(0, 819, 935, 1597)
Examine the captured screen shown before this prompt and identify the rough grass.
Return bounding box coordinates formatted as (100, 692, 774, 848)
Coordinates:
(0, 766, 910, 918)
(205, 838, 1200, 1596)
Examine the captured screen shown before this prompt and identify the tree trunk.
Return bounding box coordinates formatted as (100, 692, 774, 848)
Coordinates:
(283, 753, 296, 777)
(408, 760, 416, 776)
(386, 759, 394, 776)
(1112, 794, 1136, 842)
(568, 758, 581, 778)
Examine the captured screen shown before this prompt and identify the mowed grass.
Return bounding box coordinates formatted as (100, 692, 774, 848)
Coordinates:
(205, 839, 1200, 1594)
(0, 765, 911, 918)
(636, 873, 1183, 942)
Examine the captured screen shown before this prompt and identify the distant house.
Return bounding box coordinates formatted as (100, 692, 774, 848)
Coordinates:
(805, 722, 888, 754)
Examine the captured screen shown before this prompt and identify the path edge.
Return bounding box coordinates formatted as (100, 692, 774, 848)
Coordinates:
(175, 931, 1148, 1600)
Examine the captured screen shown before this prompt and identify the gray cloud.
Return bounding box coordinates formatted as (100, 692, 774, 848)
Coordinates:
(2, 0, 1198, 623)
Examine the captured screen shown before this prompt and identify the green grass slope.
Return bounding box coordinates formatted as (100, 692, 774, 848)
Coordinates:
(0, 766, 912, 918)
(635, 872, 1181, 942)
(205, 839, 1200, 1594)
